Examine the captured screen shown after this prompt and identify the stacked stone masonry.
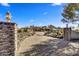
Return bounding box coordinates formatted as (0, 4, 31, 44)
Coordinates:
(0, 22, 17, 56)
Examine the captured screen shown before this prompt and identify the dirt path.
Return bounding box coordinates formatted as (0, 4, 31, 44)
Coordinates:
(16, 32, 57, 55)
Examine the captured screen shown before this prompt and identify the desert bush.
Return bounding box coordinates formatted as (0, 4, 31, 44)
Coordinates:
(44, 29, 63, 38)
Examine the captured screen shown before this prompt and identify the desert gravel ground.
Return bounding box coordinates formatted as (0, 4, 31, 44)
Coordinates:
(16, 32, 79, 56)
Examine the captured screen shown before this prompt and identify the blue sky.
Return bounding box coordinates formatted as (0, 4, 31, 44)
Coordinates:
(0, 3, 66, 27)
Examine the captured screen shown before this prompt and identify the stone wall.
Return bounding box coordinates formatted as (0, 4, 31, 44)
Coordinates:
(0, 22, 17, 56)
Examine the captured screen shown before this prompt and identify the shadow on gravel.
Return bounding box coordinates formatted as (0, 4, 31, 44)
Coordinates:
(20, 39, 59, 56)
(19, 39, 70, 56)
(19, 39, 79, 56)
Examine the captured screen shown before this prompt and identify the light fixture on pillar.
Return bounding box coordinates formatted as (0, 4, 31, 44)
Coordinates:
(6, 11, 11, 23)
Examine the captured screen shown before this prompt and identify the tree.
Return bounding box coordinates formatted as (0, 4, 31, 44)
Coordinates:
(61, 3, 79, 28)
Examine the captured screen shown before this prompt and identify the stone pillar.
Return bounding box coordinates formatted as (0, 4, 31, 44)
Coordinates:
(0, 22, 17, 56)
(64, 28, 71, 41)
(14, 24, 17, 56)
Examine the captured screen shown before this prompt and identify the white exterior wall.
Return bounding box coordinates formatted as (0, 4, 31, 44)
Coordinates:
(71, 31, 79, 39)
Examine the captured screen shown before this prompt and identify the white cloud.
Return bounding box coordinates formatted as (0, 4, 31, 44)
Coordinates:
(0, 3, 10, 7)
(51, 3, 62, 6)
(30, 19, 34, 22)
(43, 12, 48, 15)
